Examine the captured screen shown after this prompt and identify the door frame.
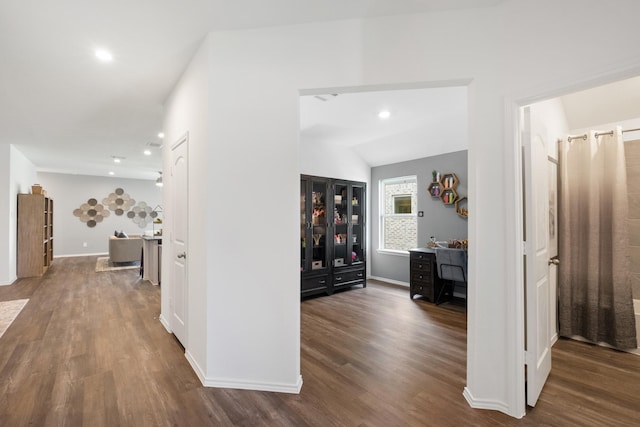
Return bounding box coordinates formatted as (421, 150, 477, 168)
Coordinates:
(507, 63, 640, 417)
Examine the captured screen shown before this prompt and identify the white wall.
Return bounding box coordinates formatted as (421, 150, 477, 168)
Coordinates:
(0, 145, 38, 285)
(37, 172, 162, 256)
(162, 39, 212, 383)
(164, 0, 640, 417)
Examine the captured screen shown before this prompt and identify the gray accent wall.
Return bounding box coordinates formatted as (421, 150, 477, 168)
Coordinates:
(371, 150, 468, 284)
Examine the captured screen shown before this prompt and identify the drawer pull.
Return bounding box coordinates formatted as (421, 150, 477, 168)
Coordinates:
(319, 280, 326, 284)
(335, 276, 342, 280)
(357, 273, 363, 277)
(418, 264, 423, 268)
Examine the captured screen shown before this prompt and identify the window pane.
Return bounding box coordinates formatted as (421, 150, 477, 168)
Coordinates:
(393, 195, 412, 214)
(383, 216, 417, 250)
(380, 176, 418, 250)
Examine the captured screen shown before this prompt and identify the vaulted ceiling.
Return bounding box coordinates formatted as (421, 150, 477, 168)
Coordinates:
(3, 1, 638, 179)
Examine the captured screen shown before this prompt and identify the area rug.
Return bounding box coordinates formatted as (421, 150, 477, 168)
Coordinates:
(95, 257, 140, 272)
(0, 299, 28, 339)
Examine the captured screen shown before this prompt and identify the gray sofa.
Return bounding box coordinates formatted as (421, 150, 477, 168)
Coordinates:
(109, 235, 143, 263)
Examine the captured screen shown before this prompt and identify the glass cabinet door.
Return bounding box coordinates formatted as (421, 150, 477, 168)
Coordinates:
(332, 182, 349, 268)
(301, 181, 329, 271)
(300, 179, 308, 271)
(350, 183, 365, 265)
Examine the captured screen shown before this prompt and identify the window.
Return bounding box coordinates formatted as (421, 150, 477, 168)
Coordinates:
(393, 195, 412, 214)
(380, 176, 417, 251)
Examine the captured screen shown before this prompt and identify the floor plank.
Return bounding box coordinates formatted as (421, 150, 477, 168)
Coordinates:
(0, 257, 638, 426)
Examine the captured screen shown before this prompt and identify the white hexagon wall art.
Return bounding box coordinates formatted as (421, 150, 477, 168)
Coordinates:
(102, 188, 135, 216)
(127, 201, 155, 228)
(73, 198, 111, 228)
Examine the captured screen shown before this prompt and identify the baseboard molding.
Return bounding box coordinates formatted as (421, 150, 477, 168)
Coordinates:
(159, 314, 171, 333)
(184, 350, 303, 394)
(368, 276, 409, 287)
(202, 375, 303, 394)
(185, 349, 207, 384)
(54, 252, 108, 258)
(463, 387, 521, 419)
(0, 275, 17, 286)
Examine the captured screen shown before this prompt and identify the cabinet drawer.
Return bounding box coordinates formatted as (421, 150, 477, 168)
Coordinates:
(301, 276, 329, 291)
(411, 281, 433, 296)
(333, 270, 365, 287)
(411, 260, 431, 273)
(410, 252, 434, 262)
(411, 271, 433, 285)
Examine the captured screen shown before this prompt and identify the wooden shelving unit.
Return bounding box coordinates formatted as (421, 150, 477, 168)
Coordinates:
(18, 194, 53, 278)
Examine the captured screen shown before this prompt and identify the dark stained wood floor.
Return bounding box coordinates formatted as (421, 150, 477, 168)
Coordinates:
(0, 256, 638, 426)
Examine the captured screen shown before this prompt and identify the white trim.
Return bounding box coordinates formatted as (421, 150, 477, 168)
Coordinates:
(54, 252, 108, 258)
(186, 348, 304, 393)
(159, 314, 172, 333)
(0, 276, 17, 286)
(376, 249, 409, 257)
(185, 349, 206, 384)
(463, 387, 520, 419)
(368, 276, 409, 287)
(202, 375, 303, 394)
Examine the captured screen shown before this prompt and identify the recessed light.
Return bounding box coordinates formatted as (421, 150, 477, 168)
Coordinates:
(143, 150, 152, 156)
(113, 158, 121, 163)
(157, 132, 165, 139)
(378, 110, 391, 119)
(95, 49, 113, 62)
(108, 171, 115, 176)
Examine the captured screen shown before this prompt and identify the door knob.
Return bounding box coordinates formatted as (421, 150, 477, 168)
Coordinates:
(548, 257, 559, 265)
(177, 252, 186, 259)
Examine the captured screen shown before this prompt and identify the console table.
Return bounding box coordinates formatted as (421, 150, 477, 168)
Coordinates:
(408, 247, 443, 302)
(142, 236, 162, 285)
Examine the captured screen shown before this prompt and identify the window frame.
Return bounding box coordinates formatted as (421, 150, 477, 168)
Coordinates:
(379, 175, 418, 253)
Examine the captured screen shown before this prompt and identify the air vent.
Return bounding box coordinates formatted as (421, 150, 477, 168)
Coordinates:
(147, 141, 163, 148)
(313, 94, 338, 102)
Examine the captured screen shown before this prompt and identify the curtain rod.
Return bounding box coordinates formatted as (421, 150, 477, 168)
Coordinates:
(563, 127, 640, 143)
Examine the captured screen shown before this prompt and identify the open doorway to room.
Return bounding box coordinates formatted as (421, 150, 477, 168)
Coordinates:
(298, 84, 469, 301)
(520, 75, 640, 408)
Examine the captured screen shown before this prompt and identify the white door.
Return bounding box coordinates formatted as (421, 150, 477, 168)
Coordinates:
(523, 107, 552, 406)
(171, 135, 188, 346)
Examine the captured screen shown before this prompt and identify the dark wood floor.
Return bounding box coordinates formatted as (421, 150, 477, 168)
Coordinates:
(0, 257, 638, 426)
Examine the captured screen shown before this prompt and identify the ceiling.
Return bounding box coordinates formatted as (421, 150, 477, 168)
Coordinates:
(300, 86, 468, 166)
(559, 76, 640, 131)
(5, 1, 639, 180)
(0, 0, 503, 180)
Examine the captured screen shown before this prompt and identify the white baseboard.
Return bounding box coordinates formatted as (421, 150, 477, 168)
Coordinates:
(54, 252, 108, 258)
(185, 350, 303, 394)
(159, 314, 171, 333)
(463, 387, 520, 418)
(368, 276, 410, 287)
(202, 375, 303, 394)
(0, 275, 17, 286)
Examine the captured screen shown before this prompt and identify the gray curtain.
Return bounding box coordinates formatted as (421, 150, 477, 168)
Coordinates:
(558, 128, 637, 349)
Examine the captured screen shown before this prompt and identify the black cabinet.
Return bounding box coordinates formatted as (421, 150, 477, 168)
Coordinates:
(409, 248, 442, 302)
(301, 175, 366, 297)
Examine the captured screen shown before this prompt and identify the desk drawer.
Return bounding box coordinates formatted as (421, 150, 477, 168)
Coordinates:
(410, 252, 434, 262)
(411, 271, 433, 285)
(411, 260, 431, 274)
(410, 281, 433, 297)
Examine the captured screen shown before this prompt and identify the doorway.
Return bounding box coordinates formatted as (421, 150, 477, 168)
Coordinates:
(520, 74, 640, 408)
